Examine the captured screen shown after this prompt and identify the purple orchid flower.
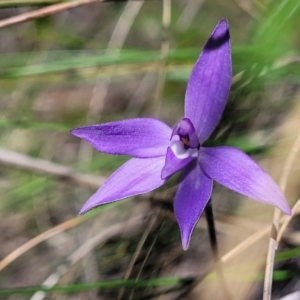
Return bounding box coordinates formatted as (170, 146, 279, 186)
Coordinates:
(71, 19, 291, 250)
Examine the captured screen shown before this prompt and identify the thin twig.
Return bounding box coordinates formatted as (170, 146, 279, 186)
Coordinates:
(205, 200, 232, 300)
(0, 148, 105, 189)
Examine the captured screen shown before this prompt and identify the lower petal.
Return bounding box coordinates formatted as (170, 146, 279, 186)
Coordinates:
(174, 161, 213, 250)
(80, 156, 166, 214)
(161, 147, 194, 180)
(199, 146, 291, 215)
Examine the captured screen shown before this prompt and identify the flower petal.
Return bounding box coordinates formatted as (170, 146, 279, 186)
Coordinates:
(184, 19, 232, 143)
(199, 146, 291, 214)
(79, 156, 166, 214)
(71, 118, 172, 158)
(161, 147, 194, 180)
(174, 161, 213, 250)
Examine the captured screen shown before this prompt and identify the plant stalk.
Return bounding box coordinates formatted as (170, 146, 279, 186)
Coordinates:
(205, 199, 232, 300)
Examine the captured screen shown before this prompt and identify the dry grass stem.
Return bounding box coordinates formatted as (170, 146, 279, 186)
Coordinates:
(0, 0, 109, 29)
(276, 133, 300, 242)
(0, 148, 106, 189)
(29, 214, 148, 300)
(0, 216, 83, 272)
(152, 0, 170, 117)
(263, 132, 300, 299)
(0, 0, 69, 7)
(277, 197, 300, 243)
(175, 0, 205, 31)
(233, 0, 259, 19)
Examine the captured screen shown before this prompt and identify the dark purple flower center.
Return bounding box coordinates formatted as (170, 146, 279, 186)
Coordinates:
(170, 118, 200, 159)
(172, 118, 200, 148)
(180, 135, 190, 149)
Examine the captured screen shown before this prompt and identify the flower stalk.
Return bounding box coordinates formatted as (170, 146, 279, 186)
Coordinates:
(205, 199, 232, 300)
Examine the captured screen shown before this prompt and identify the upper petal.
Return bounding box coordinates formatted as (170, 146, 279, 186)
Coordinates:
(70, 118, 172, 158)
(174, 161, 213, 250)
(184, 19, 232, 144)
(199, 146, 291, 214)
(79, 156, 166, 214)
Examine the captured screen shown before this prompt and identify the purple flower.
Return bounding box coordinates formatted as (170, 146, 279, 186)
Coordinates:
(71, 19, 291, 250)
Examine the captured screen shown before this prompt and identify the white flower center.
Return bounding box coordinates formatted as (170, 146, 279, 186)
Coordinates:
(170, 139, 199, 159)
